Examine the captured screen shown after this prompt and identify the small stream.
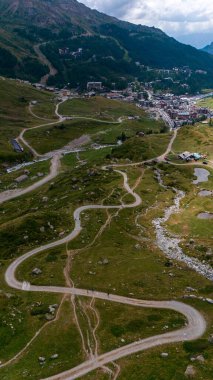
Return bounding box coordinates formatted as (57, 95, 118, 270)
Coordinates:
(153, 171, 213, 281)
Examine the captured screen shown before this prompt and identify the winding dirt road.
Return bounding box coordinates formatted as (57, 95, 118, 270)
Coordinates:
(0, 100, 67, 205)
(0, 154, 61, 205)
(1, 102, 207, 379)
(4, 168, 206, 380)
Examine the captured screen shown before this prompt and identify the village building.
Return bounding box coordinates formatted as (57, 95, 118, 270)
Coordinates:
(87, 82, 102, 91)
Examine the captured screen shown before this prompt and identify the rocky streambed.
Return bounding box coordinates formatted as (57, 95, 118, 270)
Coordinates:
(153, 171, 213, 281)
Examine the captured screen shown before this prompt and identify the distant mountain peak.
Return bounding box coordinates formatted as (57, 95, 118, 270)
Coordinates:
(0, 0, 213, 89)
(201, 42, 213, 55)
(0, 0, 116, 27)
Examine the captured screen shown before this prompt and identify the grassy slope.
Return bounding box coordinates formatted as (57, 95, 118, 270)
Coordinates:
(0, 160, 50, 191)
(0, 159, 123, 377)
(0, 156, 212, 379)
(0, 78, 55, 164)
(172, 125, 213, 160)
(111, 134, 171, 162)
(1, 96, 213, 379)
(164, 126, 213, 266)
(26, 97, 163, 153)
(59, 96, 146, 120)
(25, 119, 115, 154)
(198, 97, 213, 109)
(0, 298, 84, 380)
(95, 300, 186, 354)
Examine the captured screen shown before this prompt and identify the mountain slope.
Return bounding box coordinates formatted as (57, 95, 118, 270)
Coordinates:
(0, 0, 213, 89)
(202, 42, 213, 55)
(0, 0, 117, 29)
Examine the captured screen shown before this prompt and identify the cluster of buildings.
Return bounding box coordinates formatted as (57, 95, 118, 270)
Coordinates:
(82, 83, 212, 128)
(141, 66, 207, 90)
(86, 82, 103, 91)
(139, 93, 211, 127)
(85, 82, 139, 102)
(58, 47, 83, 58)
(11, 76, 212, 130)
(178, 151, 207, 162)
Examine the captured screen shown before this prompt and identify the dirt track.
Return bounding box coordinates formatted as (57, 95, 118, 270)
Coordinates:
(1, 102, 208, 380)
(4, 169, 206, 380)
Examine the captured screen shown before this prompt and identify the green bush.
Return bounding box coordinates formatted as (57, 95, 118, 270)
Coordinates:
(110, 325, 125, 337)
(183, 339, 210, 353)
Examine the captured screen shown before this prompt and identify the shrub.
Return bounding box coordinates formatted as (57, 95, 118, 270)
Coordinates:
(183, 339, 209, 353)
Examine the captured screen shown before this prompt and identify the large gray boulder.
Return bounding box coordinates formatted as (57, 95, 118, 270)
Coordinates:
(185, 365, 196, 378)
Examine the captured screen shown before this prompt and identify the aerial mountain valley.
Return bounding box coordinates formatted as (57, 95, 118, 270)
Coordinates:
(0, 1, 213, 379)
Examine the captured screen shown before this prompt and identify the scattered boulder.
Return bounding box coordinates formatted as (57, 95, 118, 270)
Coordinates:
(32, 268, 42, 276)
(185, 365, 196, 378)
(42, 197, 48, 202)
(134, 244, 141, 250)
(196, 355, 205, 363)
(50, 354, 58, 360)
(38, 357, 46, 363)
(161, 352, 169, 358)
(208, 334, 213, 344)
(45, 314, 55, 321)
(206, 248, 213, 258)
(48, 222, 54, 230)
(15, 174, 28, 183)
(87, 168, 98, 177)
(98, 258, 109, 265)
(48, 304, 58, 314)
(206, 298, 213, 304)
(59, 231, 65, 237)
(37, 172, 44, 177)
(185, 287, 197, 293)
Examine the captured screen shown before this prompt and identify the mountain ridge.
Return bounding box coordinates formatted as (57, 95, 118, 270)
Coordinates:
(0, 0, 213, 90)
(202, 42, 213, 55)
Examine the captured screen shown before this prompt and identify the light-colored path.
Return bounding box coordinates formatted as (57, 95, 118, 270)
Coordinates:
(4, 167, 206, 380)
(28, 104, 54, 122)
(0, 154, 61, 205)
(5, 169, 141, 285)
(57, 98, 124, 124)
(0, 108, 176, 205)
(0, 100, 66, 205)
(34, 44, 58, 85)
(39, 300, 205, 380)
(18, 99, 66, 157)
(1, 109, 207, 380)
(158, 128, 178, 161)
